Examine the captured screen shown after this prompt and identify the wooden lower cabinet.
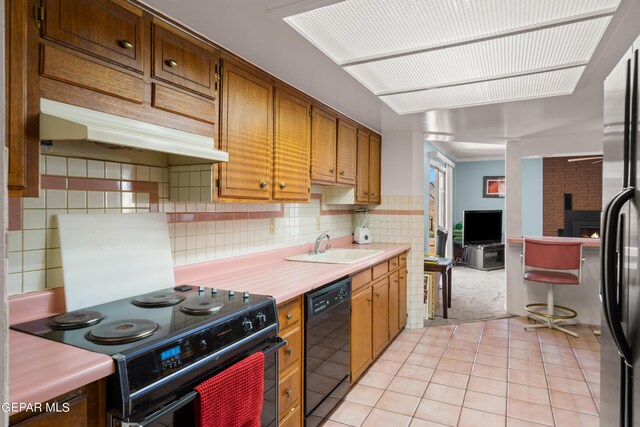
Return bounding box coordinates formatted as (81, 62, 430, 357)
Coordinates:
(372, 277, 390, 358)
(350, 251, 408, 383)
(399, 268, 408, 328)
(389, 272, 400, 338)
(9, 379, 105, 427)
(350, 285, 373, 382)
(277, 297, 304, 427)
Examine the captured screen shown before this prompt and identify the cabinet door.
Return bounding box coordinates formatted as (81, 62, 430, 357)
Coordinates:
(43, 0, 144, 72)
(336, 119, 357, 185)
(369, 133, 381, 204)
(274, 89, 311, 201)
(310, 107, 337, 183)
(388, 272, 399, 338)
(372, 278, 389, 357)
(399, 267, 408, 328)
(350, 286, 372, 382)
(152, 23, 219, 99)
(218, 59, 273, 200)
(355, 128, 370, 203)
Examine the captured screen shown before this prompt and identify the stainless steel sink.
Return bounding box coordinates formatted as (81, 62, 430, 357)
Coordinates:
(285, 248, 385, 264)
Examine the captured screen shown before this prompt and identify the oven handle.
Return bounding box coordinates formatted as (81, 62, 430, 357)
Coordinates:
(118, 390, 198, 427)
(119, 336, 286, 427)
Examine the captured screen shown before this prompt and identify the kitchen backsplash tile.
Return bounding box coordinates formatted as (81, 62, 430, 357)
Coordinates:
(8, 155, 356, 295)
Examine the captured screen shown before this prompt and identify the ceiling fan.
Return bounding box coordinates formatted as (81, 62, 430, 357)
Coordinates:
(567, 156, 603, 164)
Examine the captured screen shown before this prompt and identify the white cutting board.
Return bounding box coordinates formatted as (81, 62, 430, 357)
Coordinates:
(57, 212, 175, 311)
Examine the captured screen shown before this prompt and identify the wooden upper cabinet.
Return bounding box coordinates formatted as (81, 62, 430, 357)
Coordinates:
(217, 58, 273, 201)
(151, 23, 219, 99)
(369, 133, 381, 204)
(336, 119, 357, 185)
(310, 106, 337, 183)
(274, 88, 311, 201)
(355, 128, 370, 203)
(42, 0, 144, 72)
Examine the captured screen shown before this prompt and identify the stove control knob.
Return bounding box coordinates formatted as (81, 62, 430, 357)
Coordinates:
(211, 288, 217, 295)
(243, 291, 250, 300)
(198, 286, 205, 294)
(256, 312, 267, 326)
(200, 339, 207, 350)
(229, 290, 235, 299)
(242, 318, 253, 333)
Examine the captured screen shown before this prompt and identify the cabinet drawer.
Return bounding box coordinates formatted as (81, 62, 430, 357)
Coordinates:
(152, 24, 218, 98)
(41, 45, 144, 104)
(278, 298, 301, 332)
(372, 261, 388, 280)
(279, 405, 301, 427)
(43, 0, 144, 72)
(278, 368, 301, 419)
(388, 256, 399, 271)
(152, 84, 215, 124)
(279, 327, 302, 374)
(399, 253, 407, 266)
(351, 268, 372, 292)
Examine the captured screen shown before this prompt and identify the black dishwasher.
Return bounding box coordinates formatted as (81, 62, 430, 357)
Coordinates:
(304, 277, 351, 427)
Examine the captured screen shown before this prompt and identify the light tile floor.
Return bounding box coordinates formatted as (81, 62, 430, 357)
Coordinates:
(327, 317, 600, 427)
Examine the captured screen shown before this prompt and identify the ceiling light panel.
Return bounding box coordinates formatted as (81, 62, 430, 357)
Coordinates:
(344, 18, 610, 95)
(284, 0, 619, 64)
(379, 67, 585, 114)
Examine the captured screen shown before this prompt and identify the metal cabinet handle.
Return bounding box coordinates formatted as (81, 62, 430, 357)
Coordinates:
(260, 180, 268, 188)
(166, 59, 178, 68)
(339, 170, 345, 176)
(286, 313, 293, 319)
(376, 293, 380, 297)
(285, 348, 293, 356)
(366, 298, 372, 303)
(370, 192, 375, 197)
(280, 182, 286, 189)
(329, 168, 335, 174)
(285, 388, 293, 398)
(118, 39, 134, 49)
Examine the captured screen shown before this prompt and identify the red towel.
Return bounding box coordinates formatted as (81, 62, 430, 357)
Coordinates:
(195, 351, 265, 427)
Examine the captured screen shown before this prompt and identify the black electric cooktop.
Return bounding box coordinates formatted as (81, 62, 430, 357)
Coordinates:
(11, 287, 274, 356)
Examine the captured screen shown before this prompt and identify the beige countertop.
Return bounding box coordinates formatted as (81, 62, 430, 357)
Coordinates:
(9, 238, 410, 407)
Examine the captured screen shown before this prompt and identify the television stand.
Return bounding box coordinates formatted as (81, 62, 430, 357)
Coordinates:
(467, 243, 505, 271)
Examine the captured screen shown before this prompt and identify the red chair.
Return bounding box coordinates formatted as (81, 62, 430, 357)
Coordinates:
(521, 239, 584, 337)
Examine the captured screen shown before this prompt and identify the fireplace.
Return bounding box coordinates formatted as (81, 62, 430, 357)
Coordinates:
(562, 210, 601, 238)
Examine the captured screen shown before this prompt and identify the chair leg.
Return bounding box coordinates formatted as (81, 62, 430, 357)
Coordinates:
(524, 284, 579, 337)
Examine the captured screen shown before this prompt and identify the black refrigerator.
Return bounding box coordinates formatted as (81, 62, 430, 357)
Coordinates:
(601, 39, 640, 427)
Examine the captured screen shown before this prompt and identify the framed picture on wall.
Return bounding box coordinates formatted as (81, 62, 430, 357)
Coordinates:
(483, 176, 505, 198)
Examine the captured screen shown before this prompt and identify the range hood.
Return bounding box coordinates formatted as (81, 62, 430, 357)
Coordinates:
(39, 98, 229, 162)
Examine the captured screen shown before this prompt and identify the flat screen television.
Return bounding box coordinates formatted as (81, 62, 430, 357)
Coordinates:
(463, 210, 503, 246)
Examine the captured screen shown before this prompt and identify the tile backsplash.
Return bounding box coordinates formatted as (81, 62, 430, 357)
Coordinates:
(8, 154, 355, 295)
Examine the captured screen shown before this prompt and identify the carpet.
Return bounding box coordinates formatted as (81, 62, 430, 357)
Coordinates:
(424, 266, 508, 326)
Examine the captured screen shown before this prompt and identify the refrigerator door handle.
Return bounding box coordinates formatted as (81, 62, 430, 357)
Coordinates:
(601, 186, 634, 366)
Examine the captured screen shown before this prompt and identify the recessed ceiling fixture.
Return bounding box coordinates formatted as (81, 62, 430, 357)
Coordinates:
(284, 0, 620, 113)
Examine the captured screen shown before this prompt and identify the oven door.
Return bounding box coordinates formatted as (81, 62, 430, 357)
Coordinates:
(112, 337, 285, 427)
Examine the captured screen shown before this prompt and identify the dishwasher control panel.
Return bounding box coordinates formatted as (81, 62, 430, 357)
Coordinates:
(306, 277, 351, 318)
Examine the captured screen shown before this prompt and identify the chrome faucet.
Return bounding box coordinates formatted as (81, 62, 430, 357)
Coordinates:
(313, 232, 331, 255)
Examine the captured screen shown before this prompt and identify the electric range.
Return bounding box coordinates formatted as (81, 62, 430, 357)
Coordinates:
(11, 286, 283, 426)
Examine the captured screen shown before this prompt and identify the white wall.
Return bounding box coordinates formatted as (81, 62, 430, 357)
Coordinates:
(381, 132, 425, 196)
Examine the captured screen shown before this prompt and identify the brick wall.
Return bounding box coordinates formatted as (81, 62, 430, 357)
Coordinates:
(542, 156, 602, 236)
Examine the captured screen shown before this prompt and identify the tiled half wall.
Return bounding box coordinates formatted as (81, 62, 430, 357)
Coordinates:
(8, 155, 355, 295)
(8, 155, 426, 328)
